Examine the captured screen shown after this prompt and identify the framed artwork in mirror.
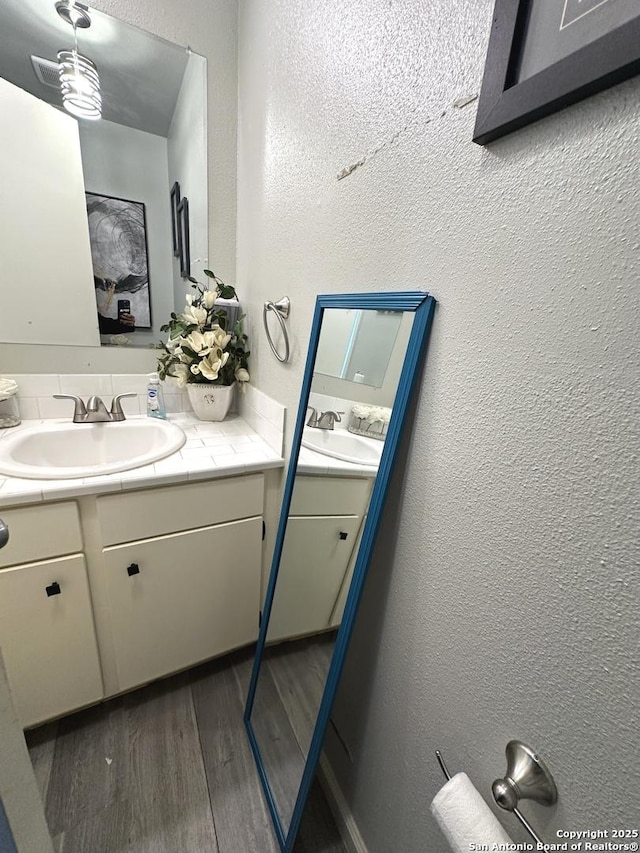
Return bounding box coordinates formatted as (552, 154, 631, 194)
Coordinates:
(474, 0, 640, 144)
(178, 196, 190, 279)
(244, 291, 436, 851)
(170, 181, 181, 258)
(86, 192, 151, 332)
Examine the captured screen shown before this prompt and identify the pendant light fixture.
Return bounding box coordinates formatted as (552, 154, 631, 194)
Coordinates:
(56, 1, 102, 120)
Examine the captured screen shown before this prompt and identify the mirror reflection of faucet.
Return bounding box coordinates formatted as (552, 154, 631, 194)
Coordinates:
(306, 407, 344, 430)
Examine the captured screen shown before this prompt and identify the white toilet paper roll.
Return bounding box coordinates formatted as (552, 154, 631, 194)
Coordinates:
(430, 772, 513, 853)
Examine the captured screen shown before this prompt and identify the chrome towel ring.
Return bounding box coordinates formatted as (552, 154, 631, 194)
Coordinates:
(263, 296, 291, 363)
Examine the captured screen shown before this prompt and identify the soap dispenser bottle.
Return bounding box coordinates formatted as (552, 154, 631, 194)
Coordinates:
(147, 372, 167, 419)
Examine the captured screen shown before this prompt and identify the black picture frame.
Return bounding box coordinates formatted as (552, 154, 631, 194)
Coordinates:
(473, 1, 640, 145)
(170, 181, 181, 258)
(85, 191, 152, 331)
(177, 196, 190, 279)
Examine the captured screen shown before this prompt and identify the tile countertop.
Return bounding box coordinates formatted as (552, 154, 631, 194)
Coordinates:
(0, 414, 285, 508)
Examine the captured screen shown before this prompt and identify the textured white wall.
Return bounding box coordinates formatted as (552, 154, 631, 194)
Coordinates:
(237, 0, 640, 848)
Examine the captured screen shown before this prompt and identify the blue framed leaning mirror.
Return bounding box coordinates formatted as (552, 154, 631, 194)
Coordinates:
(244, 291, 436, 851)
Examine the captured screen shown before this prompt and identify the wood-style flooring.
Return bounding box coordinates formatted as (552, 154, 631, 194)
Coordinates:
(26, 639, 346, 853)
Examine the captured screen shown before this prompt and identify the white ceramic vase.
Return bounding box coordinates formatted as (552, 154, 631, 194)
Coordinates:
(186, 382, 235, 422)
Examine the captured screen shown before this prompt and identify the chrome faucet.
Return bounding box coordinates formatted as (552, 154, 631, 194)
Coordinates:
(317, 410, 344, 430)
(306, 408, 344, 430)
(54, 393, 136, 423)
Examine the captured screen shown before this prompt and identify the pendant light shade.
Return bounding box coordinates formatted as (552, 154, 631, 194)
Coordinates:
(55, 2, 101, 121)
(58, 49, 102, 120)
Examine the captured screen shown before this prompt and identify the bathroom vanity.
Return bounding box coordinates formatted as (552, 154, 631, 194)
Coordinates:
(0, 404, 377, 731)
(0, 412, 283, 729)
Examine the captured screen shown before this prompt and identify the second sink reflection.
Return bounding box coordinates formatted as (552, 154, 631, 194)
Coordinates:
(301, 427, 382, 466)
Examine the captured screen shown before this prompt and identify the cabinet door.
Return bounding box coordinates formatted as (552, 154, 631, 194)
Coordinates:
(290, 476, 372, 517)
(0, 555, 103, 728)
(267, 515, 362, 643)
(0, 501, 82, 569)
(104, 517, 262, 692)
(329, 516, 366, 628)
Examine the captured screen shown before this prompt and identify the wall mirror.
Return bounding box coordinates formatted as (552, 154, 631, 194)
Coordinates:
(244, 292, 436, 851)
(0, 0, 207, 349)
(315, 308, 409, 388)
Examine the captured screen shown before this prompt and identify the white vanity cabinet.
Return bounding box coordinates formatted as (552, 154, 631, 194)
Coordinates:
(267, 475, 373, 642)
(95, 474, 264, 694)
(0, 471, 266, 725)
(0, 502, 103, 728)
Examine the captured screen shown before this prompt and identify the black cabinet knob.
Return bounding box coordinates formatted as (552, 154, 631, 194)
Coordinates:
(127, 563, 140, 577)
(46, 582, 61, 597)
(339, 531, 348, 541)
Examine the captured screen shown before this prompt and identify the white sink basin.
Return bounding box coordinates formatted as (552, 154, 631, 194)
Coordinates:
(301, 428, 382, 466)
(0, 418, 186, 480)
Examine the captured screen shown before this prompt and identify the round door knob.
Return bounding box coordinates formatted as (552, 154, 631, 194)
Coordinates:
(0, 518, 8, 550)
(127, 563, 140, 577)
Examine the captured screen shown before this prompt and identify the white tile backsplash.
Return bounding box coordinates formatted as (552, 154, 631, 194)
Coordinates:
(163, 393, 184, 414)
(6, 373, 159, 422)
(239, 386, 285, 453)
(7, 374, 60, 397)
(16, 398, 39, 420)
(59, 374, 113, 397)
(111, 374, 149, 395)
(37, 396, 75, 420)
(119, 395, 142, 417)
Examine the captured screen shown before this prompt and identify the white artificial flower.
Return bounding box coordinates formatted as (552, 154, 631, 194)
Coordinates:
(202, 350, 230, 381)
(185, 293, 193, 306)
(176, 345, 192, 363)
(211, 324, 232, 350)
(202, 289, 217, 309)
(190, 363, 201, 375)
(235, 367, 250, 383)
(184, 331, 213, 357)
(201, 330, 218, 349)
(170, 363, 190, 388)
(182, 305, 207, 327)
(166, 334, 184, 353)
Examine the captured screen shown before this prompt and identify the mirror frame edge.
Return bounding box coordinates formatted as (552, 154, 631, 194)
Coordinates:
(244, 291, 437, 851)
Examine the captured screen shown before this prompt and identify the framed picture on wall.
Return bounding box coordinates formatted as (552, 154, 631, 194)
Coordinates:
(170, 181, 181, 258)
(473, 0, 640, 145)
(85, 192, 152, 331)
(177, 196, 190, 279)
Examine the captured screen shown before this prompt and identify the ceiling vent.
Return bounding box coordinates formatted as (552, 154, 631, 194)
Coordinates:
(30, 55, 61, 89)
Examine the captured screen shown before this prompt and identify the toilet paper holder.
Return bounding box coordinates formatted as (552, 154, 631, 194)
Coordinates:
(435, 741, 557, 846)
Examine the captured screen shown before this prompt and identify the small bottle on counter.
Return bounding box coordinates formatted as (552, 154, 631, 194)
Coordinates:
(146, 372, 167, 419)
